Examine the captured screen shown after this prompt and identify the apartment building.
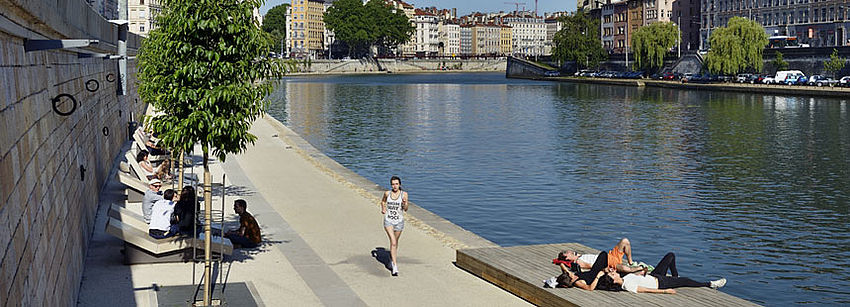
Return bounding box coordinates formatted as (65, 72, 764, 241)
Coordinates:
(673, 0, 701, 51)
(503, 13, 547, 56)
(439, 22, 461, 56)
(701, 0, 850, 48)
(414, 9, 440, 56)
(128, 0, 161, 36)
(290, 0, 326, 58)
(500, 25, 514, 55)
(471, 23, 501, 55)
(460, 24, 473, 55)
(544, 17, 562, 55)
(85, 0, 118, 20)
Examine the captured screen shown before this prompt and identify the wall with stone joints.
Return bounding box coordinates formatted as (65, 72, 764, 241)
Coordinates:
(0, 0, 144, 305)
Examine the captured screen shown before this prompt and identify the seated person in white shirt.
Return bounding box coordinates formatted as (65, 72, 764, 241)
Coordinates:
(596, 252, 727, 294)
(148, 189, 179, 239)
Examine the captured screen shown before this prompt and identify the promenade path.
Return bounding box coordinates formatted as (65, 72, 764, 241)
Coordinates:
(78, 115, 529, 306)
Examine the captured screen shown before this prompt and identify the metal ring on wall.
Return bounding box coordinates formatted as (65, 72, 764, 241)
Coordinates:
(102, 127, 109, 136)
(86, 79, 99, 92)
(106, 73, 115, 82)
(51, 93, 77, 116)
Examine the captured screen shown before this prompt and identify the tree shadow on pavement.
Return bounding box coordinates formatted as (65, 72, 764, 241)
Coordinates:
(226, 233, 287, 263)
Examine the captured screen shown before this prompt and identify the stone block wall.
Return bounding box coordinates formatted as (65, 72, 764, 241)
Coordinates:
(0, 0, 144, 305)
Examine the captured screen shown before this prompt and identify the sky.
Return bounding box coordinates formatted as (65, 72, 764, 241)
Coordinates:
(260, 0, 578, 16)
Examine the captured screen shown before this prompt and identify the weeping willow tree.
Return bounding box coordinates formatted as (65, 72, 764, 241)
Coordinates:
(631, 22, 678, 72)
(704, 17, 768, 74)
(137, 0, 285, 304)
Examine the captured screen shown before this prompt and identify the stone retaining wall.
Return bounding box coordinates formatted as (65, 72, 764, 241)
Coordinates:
(0, 0, 143, 305)
(294, 58, 506, 73)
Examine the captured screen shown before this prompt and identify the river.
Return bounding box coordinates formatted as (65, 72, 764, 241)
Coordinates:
(266, 72, 850, 305)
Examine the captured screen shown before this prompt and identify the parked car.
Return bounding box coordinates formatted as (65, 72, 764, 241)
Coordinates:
(663, 72, 682, 80)
(736, 73, 753, 83)
(775, 70, 805, 84)
(650, 73, 663, 80)
(575, 69, 595, 77)
(745, 74, 761, 84)
(807, 75, 838, 87)
(544, 70, 561, 77)
(839, 76, 850, 87)
(762, 76, 775, 84)
(784, 73, 808, 85)
(681, 73, 695, 83)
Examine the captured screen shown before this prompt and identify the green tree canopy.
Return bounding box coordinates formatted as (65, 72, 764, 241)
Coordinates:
(323, 0, 414, 57)
(824, 48, 846, 78)
(704, 17, 768, 74)
(552, 10, 607, 69)
(772, 51, 788, 73)
(631, 22, 677, 71)
(262, 3, 289, 50)
(137, 1, 285, 302)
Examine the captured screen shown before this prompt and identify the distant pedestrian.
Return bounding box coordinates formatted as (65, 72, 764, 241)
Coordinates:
(380, 176, 408, 276)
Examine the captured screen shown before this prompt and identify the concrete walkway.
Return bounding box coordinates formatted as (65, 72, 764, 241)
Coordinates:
(78, 115, 529, 306)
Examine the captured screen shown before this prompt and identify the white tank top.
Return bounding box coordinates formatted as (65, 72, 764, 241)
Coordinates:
(384, 190, 405, 224)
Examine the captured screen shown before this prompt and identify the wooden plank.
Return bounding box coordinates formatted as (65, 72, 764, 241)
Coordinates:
(457, 243, 760, 307)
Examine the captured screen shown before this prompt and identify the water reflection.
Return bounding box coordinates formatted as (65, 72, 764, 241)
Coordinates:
(270, 73, 850, 305)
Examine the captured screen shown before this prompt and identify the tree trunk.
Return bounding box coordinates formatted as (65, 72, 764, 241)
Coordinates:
(178, 151, 184, 190)
(203, 151, 212, 306)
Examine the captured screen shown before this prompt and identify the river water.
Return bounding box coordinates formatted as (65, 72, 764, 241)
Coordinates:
(266, 72, 850, 305)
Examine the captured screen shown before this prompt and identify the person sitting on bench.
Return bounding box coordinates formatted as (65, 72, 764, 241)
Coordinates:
(148, 189, 178, 239)
(224, 199, 261, 248)
(142, 179, 163, 224)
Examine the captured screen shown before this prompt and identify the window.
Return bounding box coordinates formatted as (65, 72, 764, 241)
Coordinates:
(140, 25, 145, 32)
(140, 0, 144, 4)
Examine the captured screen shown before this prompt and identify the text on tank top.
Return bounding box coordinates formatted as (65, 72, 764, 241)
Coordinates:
(385, 191, 404, 224)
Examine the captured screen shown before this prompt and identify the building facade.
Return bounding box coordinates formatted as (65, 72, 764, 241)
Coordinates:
(602, 3, 617, 51)
(290, 0, 326, 58)
(700, 0, 850, 49)
(460, 24, 473, 55)
(503, 13, 547, 56)
(415, 9, 440, 56)
(501, 25, 514, 55)
(544, 17, 562, 55)
(614, 1, 629, 53)
(672, 0, 701, 51)
(439, 22, 461, 56)
(128, 0, 161, 36)
(471, 24, 501, 55)
(628, 0, 645, 46)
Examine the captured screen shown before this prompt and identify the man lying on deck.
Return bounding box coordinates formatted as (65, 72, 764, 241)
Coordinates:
(557, 238, 643, 274)
(595, 252, 727, 294)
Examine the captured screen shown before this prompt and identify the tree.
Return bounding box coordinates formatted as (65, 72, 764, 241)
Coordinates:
(137, 0, 284, 304)
(704, 17, 768, 75)
(552, 10, 607, 69)
(262, 4, 289, 54)
(631, 22, 678, 72)
(772, 51, 788, 73)
(323, 0, 414, 58)
(824, 48, 846, 78)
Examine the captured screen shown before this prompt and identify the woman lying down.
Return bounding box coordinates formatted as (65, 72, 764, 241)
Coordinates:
(557, 252, 726, 293)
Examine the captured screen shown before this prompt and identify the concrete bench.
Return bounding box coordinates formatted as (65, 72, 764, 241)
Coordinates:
(105, 208, 233, 264)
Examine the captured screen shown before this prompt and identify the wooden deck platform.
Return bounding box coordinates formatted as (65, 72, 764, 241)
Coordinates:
(456, 243, 760, 307)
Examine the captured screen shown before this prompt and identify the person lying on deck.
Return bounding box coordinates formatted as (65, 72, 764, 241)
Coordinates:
(595, 252, 727, 294)
(557, 238, 643, 273)
(555, 251, 610, 290)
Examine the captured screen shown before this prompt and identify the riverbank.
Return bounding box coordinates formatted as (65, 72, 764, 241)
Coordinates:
(291, 58, 506, 74)
(529, 76, 850, 98)
(286, 68, 504, 76)
(78, 115, 524, 306)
